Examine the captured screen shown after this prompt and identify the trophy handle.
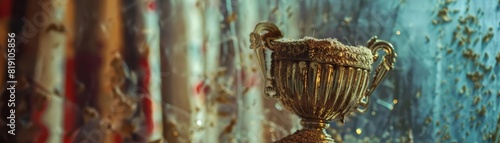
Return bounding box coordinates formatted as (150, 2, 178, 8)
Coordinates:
(249, 22, 283, 98)
(357, 36, 397, 112)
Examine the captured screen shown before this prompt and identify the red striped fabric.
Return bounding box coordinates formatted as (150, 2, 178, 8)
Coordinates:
(139, 57, 154, 137)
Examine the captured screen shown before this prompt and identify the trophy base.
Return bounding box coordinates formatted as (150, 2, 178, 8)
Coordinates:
(274, 129, 334, 143)
(274, 120, 335, 143)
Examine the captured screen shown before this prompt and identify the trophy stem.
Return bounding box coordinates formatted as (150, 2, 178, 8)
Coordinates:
(300, 119, 334, 142)
(275, 119, 334, 143)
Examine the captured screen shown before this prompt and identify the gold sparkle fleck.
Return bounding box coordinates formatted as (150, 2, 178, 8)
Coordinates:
(463, 48, 479, 61)
(393, 99, 398, 104)
(466, 71, 483, 82)
(483, 31, 494, 43)
(343, 17, 352, 25)
(459, 85, 466, 95)
(356, 128, 362, 135)
(473, 96, 481, 105)
(446, 48, 453, 54)
(438, 7, 452, 22)
(225, 13, 238, 23)
(477, 105, 486, 116)
(396, 31, 401, 35)
(173, 131, 179, 136)
(416, 89, 421, 98)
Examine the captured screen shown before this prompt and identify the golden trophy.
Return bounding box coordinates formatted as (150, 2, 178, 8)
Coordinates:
(249, 22, 396, 143)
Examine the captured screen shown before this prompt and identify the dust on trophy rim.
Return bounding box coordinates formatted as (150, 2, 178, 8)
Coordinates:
(272, 37, 374, 70)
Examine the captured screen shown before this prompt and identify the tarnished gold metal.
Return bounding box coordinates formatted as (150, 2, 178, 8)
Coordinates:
(250, 22, 396, 143)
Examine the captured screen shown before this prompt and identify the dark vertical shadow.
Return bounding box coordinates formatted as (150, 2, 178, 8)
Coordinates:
(1, 0, 26, 142)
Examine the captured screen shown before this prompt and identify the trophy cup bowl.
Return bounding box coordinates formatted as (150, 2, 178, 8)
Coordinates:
(249, 22, 396, 143)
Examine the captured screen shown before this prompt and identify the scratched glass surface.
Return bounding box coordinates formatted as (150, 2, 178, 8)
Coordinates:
(155, 0, 500, 143)
(3, 0, 499, 143)
(160, 0, 500, 142)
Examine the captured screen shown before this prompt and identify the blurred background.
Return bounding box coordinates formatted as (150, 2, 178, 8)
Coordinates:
(0, 0, 499, 143)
